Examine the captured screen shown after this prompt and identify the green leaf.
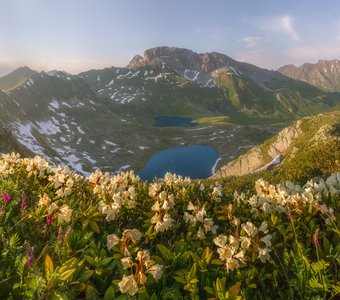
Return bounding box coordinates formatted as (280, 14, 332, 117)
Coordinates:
(212, 259, 225, 265)
(323, 237, 331, 254)
(228, 282, 241, 297)
(271, 214, 278, 225)
(59, 268, 76, 281)
(100, 257, 113, 267)
(150, 293, 158, 300)
(103, 285, 115, 300)
(188, 263, 197, 279)
(49, 291, 69, 300)
(173, 276, 187, 284)
(89, 221, 100, 234)
(45, 254, 54, 280)
(115, 294, 128, 300)
(138, 286, 150, 300)
(203, 286, 214, 295)
(84, 255, 96, 266)
(309, 277, 323, 290)
(311, 260, 329, 274)
(78, 270, 94, 282)
(157, 244, 171, 262)
(86, 284, 97, 299)
(215, 278, 225, 293)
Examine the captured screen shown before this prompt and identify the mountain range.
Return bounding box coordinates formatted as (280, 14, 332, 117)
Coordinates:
(0, 46, 339, 175)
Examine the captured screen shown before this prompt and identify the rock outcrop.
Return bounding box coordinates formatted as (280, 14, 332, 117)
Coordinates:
(212, 119, 303, 178)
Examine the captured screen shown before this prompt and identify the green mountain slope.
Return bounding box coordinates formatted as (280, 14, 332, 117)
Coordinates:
(0, 66, 37, 92)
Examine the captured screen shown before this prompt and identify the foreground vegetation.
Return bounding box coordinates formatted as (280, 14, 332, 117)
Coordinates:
(0, 153, 339, 299)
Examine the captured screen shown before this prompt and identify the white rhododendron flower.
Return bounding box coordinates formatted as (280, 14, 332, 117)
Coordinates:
(38, 193, 51, 206)
(57, 205, 72, 224)
(241, 221, 258, 237)
(118, 274, 138, 296)
(258, 247, 271, 263)
(146, 263, 163, 280)
(260, 234, 272, 248)
(107, 234, 120, 250)
(121, 256, 133, 269)
(123, 229, 142, 244)
(48, 203, 58, 215)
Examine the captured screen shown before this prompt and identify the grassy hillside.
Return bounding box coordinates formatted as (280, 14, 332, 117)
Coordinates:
(0, 67, 36, 92)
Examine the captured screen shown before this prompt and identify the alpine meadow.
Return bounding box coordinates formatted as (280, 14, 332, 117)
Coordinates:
(0, 1, 339, 299)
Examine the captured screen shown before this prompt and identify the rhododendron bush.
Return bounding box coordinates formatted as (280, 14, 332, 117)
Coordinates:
(0, 153, 339, 299)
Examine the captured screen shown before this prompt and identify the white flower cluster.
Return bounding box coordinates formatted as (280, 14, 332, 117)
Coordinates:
(0, 153, 21, 178)
(94, 171, 139, 221)
(39, 194, 72, 224)
(48, 165, 75, 198)
(214, 221, 272, 271)
(106, 228, 163, 296)
(118, 249, 163, 296)
(184, 201, 218, 239)
(247, 174, 339, 220)
(162, 172, 192, 187)
(24, 155, 51, 177)
(107, 228, 141, 255)
(210, 182, 223, 202)
(149, 183, 175, 232)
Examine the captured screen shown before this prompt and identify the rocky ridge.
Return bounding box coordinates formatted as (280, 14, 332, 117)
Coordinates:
(278, 59, 340, 92)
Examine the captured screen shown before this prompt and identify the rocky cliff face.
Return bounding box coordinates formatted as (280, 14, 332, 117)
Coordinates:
(211, 112, 340, 179)
(278, 60, 340, 92)
(215, 122, 303, 177)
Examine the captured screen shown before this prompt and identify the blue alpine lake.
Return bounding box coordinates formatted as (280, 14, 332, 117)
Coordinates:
(138, 145, 220, 181)
(154, 116, 195, 127)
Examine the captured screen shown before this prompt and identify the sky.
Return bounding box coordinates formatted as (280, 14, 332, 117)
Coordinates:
(1, 0, 340, 76)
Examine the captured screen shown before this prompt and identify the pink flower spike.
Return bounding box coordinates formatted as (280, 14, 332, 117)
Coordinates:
(313, 229, 320, 245)
(47, 216, 53, 225)
(26, 247, 34, 267)
(27, 258, 33, 267)
(2, 192, 11, 204)
(20, 191, 27, 209)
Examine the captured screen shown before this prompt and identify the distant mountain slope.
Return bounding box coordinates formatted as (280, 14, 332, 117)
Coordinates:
(0, 47, 340, 176)
(278, 59, 340, 92)
(79, 47, 339, 122)
(212, 111, 340, 180)
(0, 125, 32, 157)
(0, 66, 37, 92)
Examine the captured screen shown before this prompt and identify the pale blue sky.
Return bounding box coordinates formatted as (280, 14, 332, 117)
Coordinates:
(1, 0, 340, 75)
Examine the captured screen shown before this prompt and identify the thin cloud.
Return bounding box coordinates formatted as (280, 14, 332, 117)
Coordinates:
(264, 15, 301, 42)
(239, 36, 263, 48)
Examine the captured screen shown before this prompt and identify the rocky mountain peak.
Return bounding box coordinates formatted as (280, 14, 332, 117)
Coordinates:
(278, 59, 340, 92)
(127, 55, 144, 69)
(127, 46, 236, 73)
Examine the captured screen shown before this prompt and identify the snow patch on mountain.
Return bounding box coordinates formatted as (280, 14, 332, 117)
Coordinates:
(36, 120, 61, 135)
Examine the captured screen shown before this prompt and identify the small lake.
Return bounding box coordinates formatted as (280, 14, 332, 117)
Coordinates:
(138, 145, 220, 181)
(154, 116, 195, 127)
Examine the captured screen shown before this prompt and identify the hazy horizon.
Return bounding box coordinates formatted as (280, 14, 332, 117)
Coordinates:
(1, 0, 340, 76)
